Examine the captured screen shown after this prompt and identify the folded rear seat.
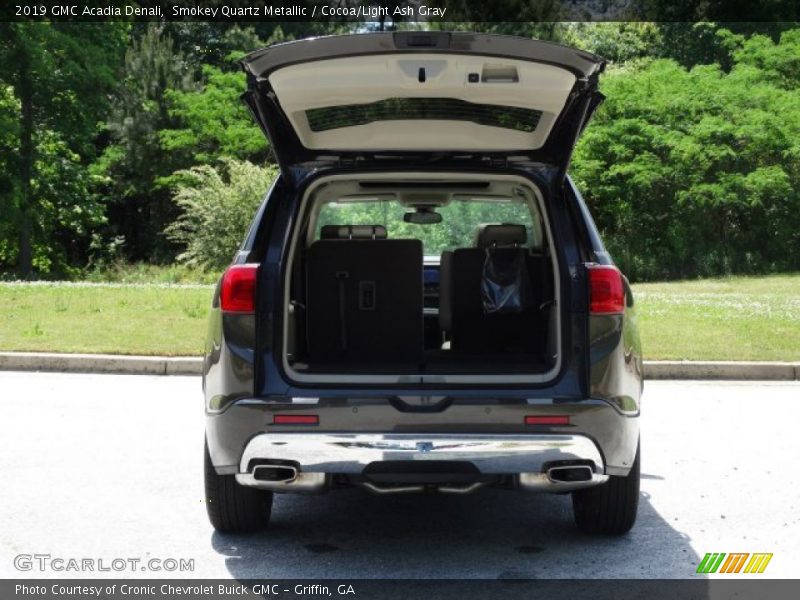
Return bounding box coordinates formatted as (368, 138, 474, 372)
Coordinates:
(445, 224, 549, 356)
(306, 225, 423, 365)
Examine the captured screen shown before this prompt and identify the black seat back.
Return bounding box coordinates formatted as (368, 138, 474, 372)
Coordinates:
(449, 224, 549, 355)
(305, 238, 423, 363)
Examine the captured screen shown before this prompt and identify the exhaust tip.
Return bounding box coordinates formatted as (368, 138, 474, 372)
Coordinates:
(547, 465, 593, 483)
(252, 464, 298, 483)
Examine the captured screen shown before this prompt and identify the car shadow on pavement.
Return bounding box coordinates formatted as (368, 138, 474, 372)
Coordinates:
(211, 483, 708, 589)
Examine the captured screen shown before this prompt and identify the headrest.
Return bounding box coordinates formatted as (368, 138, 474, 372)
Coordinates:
(320, 224, 388, 240)
(475, 224, 527, 248)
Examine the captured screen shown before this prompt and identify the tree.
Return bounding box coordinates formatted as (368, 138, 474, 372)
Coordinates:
(571, 29, 800, 280)
(562, 22, 664, 64)
(733, 28, 800, 88)
(160, 22, 264, 70)
(94, 24, 198, 262)
(96, 24, 279, 264)
(0, 22, 127, 277)
(160, 65, 269, 167)
(0, 85, 19, 271)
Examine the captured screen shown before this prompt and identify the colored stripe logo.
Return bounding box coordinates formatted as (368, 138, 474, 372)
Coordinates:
(697, 553, 772, 574)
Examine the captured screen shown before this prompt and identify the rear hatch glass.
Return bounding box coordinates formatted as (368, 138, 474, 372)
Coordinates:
(306, 98, 543, 133)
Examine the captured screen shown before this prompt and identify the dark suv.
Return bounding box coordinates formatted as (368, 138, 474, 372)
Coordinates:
(203, 32, 643, 536)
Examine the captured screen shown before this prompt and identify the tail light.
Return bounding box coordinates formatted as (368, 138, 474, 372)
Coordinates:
(587, 264, 625, 315)
(220, 263, 259, 313)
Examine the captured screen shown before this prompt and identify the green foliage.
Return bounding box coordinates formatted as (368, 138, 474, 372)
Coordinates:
(161, 65, 269, 166)
(93, 24, 198, 263)
(572, 28, 800, 280)
(29, 131, 107, 276)
(159, 22, 335, 69)
(2, 21, 800, 283)
(0, 22, 128, 277)
(653, 23, 742, 69)
(93, 26, 269, 266)
(562, 22, 664, 64)
(0, 85, 19, 265)
(0, 23, 128, 155)
(105, 24, 198, 190)
(165, 159, 278, 270)
(733, 29, 800, 88)
(83, 262, 217, 285)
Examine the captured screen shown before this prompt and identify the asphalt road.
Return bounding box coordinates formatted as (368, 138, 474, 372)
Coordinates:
(1, 372, 798, 580)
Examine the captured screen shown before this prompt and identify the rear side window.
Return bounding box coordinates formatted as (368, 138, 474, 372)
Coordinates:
(306, 98, 543, 133)
(314, 199, 540, 256)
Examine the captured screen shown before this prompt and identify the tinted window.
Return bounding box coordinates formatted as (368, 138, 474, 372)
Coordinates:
(306, 98, 543, 133)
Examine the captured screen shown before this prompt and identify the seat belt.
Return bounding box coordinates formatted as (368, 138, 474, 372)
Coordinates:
(335, 271, 349, 353)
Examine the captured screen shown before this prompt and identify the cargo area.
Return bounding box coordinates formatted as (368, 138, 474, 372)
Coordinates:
(281, 173, 562, 385)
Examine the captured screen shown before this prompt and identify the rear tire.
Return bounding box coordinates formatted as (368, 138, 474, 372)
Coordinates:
(572, 443, 640, 535)
(204, 440, 273, 533)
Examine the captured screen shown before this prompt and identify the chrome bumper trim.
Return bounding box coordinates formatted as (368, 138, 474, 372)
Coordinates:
(238, 433, 605, 477)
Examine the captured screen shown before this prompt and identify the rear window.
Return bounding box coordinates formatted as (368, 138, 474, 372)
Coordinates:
(315, 199, 539, 256)
(306, 98, 543, 133)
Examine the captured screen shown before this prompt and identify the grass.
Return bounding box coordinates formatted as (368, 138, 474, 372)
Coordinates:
(634, 273, 800, 361)
(0, 273, 798, 361)
(0, 282, 214, 356)
(82, 261, 218, 285)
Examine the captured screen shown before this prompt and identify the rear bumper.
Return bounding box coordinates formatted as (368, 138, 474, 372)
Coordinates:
(206, 395, 639, 480)
(234, 432, 610, 493)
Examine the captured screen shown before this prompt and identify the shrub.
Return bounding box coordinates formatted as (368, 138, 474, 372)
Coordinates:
(165, 159, 278, 271)
(572, 30, 800, 281)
